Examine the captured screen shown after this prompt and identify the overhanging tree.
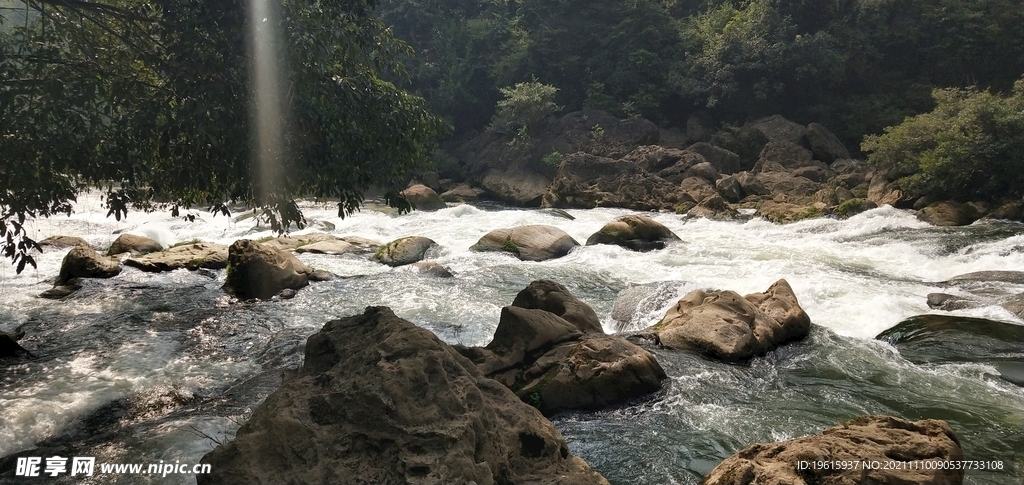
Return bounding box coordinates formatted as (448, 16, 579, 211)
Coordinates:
(0, 0, 448, 272)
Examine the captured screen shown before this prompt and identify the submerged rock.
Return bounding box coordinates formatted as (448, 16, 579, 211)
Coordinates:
(877, 314, 1024, 386)
(586, 214, 680, 252)
(373, 236, 439, 267)
(54, 246, 121, 286)
(703, 415, 964, 485)
(471, 225, 579, 261)
(652, 279, 810, 361)
(107, 234, 163, 256)
(222, 239, 312, 300)
(0, 331, 30, 359)
(125, 242, 229, 272)
(941, 270, 1024, 286)
(198, 306, 609, 485)
(410, 261, 454, 278)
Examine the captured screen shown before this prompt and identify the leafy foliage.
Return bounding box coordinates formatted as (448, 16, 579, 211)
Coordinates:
(0, 0, 447, 272)
(487, 80, 559, 136)
(862, 80, 1024, 201)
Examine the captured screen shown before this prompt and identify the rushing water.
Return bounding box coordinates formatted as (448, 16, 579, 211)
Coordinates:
(1, 194, 1022, 484)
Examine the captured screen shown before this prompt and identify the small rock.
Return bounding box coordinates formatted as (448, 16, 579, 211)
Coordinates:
(38, 235, 89, 250)
(308, 270, 334, 282)
(410, 261, 454, 278)
(39, 279, 83, 300)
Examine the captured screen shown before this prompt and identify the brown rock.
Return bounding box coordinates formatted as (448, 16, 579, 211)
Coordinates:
(262, 232, 336, 252)
(198, 306, 609, 485)
(735, 171, 769, 196)
(688, 194, 738, 220)
(511, 279, 604, 334)
(756, 200, 819, 224)
(680, 176, 719, 203)
(471, 225, 579, 262)
(688, 142, 742, 174)
(125, 243, 229, 272)
(401, 183, 447, 211)
(805, 122, 850, 164)
(410, 261, 454, 278)
(585, 215, 680, 252)
(293, 239, 358, 255)
(440, 184, 485, 202)
(753, 141, 816, 173)
(373, 236, 439, 267)
(657, 151, 709, 183)
(653, 279, 810, 361)
(867, 177, 907, 207)
(756, 172, 823, 200)
(916, 201, 982, 226)
(107, 234, 162, 256)
(716, 175, 744, 202)
(38, 235, 89, 250)
(223, 239, 312, 300)
(702, 415, 964, 485)
(541, 152, 693, 211)
(55, 246, 121, 286)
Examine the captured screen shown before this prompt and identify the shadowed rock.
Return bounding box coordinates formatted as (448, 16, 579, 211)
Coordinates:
(703, 415, 964, 485)
(511, 279, 604, 334)
(198, 306, 609, 485)
(222, 239, 312, 300)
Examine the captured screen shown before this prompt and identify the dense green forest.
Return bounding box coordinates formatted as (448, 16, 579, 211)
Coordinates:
(378, 0, 1024, 149)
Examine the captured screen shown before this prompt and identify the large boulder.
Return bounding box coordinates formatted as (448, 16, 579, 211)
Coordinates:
(586, 215, 680, 252)
(198, 307, 609, 485)
(753, 141, 817, 173)
(916, 200, 982, 226)
(373, 236, 439, 267)
(471, 225, 579, 262)
(511, 279, 604, 334)
(703, 415, 964, 485)
(54, 246, 122, 286)
(805, 122, 850, 164)
(541, 152, 693, 211)
(755, 172, 823, 200)
(401, 183, 447, 211)
(734, 171, 769, 197)
(688, 142, 742, 174)
(125, 242, 229, 272)
(222, 239, 313, 300)
(107, 234, 162, 256)
(652, 279, 810, 361)
(460, 301, 666, 415)
(749, 115, 808, 145)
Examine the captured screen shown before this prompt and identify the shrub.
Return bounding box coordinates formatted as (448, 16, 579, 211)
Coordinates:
(862, 80, 1024, 202)
(487, 81, 560, 137)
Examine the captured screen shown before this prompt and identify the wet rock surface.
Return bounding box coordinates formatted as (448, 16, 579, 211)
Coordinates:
(198, 306, 609, 485)
(222, 239, 312, 300)
(471, 225, 579, 261)
(703, 415, 965, 485)
(585, 214, 680, 251)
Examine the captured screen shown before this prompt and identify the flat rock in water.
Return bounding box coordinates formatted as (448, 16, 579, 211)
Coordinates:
(197, 306, 609, 485)
(652, 279, 810, 361)
(125, 243, 229, 272)
(942, 270, 1024, 286)
(107, 234, 163, 256)
(293, 239, 356, 255)
(877, 314, 1024, 386)
(38, 235, 90, 250)
(470, 225, 579, 262)
(703, 415, 964, 485)
(262, 233, 336, 252)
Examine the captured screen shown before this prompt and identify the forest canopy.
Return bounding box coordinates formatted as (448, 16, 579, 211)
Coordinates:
(0, 0, 447, 272)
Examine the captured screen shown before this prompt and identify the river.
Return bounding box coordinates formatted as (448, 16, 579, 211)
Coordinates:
(1, 194, 1022, 484)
